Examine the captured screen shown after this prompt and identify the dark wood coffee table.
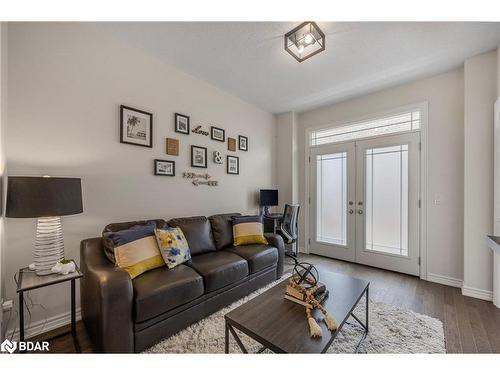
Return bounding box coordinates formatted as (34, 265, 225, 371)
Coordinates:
(224, 271, 369, 353)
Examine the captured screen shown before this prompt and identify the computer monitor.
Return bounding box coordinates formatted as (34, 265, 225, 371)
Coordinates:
(260, 189, 278, 209)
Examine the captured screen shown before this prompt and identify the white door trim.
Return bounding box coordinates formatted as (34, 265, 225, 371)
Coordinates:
(304, 101, 429, 280)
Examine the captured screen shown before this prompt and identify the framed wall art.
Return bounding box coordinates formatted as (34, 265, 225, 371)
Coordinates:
(120, 105, 153, 148)
(228, 137, 236, 152)
(210, 126, 225, 142)
(166, 138, 179, 156)
(227, 155, 239, 175)
(238, 135, 248, 151)
(175, 113, 190, 135)
(154, 159, 175, 176)
(191, 145, 208, 168)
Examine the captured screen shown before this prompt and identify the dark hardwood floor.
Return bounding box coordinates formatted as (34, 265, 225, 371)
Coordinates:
(32, 254, 500, 353)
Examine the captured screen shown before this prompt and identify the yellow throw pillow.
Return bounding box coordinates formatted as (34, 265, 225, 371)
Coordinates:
(103, 223, 165, 279)
(232, 215, 268, 246)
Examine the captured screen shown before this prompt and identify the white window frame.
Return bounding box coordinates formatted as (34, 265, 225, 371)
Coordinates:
(304, 101, 429, 280)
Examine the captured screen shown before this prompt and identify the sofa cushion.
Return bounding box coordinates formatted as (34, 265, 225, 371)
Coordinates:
(103, 219, 167, 235)
(209, 213, 241, 250)
(228, 245, 278, 274)
(132, 264, 204, 322)
(154, 227, 191, 269)
(103, 223, 165, 279)
(232, 215, 268, 246)
(167, 216, 216, 256)
(189, 251, 248, 292)
(102, 219, 167, 263)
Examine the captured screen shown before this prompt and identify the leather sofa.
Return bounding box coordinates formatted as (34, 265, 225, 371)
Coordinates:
(80, 213, 284, 353)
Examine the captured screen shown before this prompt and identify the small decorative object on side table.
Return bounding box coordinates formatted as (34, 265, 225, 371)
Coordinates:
(16, 260, 83, 351)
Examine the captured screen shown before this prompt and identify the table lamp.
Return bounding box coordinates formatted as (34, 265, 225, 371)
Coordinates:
(6, 176, 83, 276)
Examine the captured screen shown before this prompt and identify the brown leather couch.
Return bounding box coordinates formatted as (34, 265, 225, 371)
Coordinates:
(80, 213, 284, 353)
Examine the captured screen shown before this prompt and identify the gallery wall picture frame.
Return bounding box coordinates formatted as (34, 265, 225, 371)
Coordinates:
(120, 105, 153, 148)
(166, 138, 179, 156)
(227, 155, 239, 175)
(210, 126, 226, 142)
(191, 145, 208, 168)
(228, 137, 236, 152)
(154, 159, 175, 176)
(175, 113, 190, 135)
(238, 135, 248, 151)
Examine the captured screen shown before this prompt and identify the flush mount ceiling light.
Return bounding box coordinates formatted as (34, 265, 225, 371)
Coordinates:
(284, 21, 325, 62)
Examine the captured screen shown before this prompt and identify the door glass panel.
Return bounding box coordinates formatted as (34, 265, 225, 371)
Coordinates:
(365, 145, 409, 256)
(316, 152, 347, 246)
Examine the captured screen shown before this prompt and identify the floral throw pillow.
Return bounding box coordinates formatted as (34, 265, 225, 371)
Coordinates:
(154, 227, 192, 269)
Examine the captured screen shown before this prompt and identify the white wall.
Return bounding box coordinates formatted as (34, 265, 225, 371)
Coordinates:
(275, 112, 299, 211)
(0, 22, 7, 341)
(497, 45, 500, 116)
(463, 50, 498, 299)
(297, 69, 465, 283)
(4, 23, 276, 335)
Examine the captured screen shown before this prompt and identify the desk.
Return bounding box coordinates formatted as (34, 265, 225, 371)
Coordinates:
(263, 214, 283, 234)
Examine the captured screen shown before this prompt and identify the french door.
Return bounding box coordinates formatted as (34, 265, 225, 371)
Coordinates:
(310, 132, 420, 276)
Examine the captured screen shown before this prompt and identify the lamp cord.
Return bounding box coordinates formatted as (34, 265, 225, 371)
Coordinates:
(6, 270, 49, 341)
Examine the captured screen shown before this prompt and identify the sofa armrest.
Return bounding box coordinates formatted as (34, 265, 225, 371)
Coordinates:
(264, 233, 285, 278)
(80, 237, 134, 353)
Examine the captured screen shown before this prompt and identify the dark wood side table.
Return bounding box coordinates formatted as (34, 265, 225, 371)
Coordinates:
(16, 262, 83, 349)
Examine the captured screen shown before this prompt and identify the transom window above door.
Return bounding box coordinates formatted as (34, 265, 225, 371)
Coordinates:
(310, 110, 421, 146)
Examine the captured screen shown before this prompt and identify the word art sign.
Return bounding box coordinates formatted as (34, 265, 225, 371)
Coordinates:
(191, 125, 209, 136)
(183, 172, 211, 180)
(183, 171, 218, 187)
(192, 179, 218, 186)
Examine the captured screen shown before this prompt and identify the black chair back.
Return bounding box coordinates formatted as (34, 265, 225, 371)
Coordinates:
(280, 204, 300, 242)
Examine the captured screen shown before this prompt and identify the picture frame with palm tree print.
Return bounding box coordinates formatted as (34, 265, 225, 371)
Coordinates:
(120, 105, 153, 148)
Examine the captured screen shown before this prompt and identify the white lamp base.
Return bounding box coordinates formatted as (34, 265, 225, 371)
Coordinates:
(34, 216, 65, 275)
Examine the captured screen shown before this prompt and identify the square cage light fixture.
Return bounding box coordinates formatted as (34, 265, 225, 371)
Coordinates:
(284, 21, 325, 62)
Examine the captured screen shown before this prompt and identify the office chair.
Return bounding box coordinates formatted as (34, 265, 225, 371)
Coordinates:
(277, 204, 300, 261)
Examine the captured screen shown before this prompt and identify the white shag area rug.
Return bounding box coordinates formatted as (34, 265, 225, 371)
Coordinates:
(145, 275, 445, 354)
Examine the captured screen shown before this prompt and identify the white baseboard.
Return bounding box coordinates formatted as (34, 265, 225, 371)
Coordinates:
(427, 273, 463, 288)
(462, 285, 494, 301)
(5, 308, 81, 341)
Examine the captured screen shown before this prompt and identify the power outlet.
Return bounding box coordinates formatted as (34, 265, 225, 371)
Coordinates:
(434, 194, 442, 206)
(2, 300, 13, 312)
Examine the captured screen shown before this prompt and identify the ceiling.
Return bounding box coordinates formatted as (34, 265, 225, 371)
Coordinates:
(95, 22, 500, 114)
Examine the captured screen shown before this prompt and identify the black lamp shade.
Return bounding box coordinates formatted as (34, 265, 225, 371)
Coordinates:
(6, 176, 83, 218)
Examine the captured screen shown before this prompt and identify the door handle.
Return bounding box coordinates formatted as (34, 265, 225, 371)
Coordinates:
(358, 209, 364, 214)
(349, 209, 354, 214)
